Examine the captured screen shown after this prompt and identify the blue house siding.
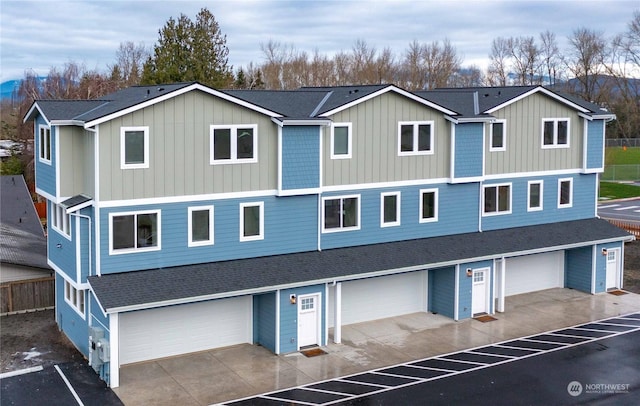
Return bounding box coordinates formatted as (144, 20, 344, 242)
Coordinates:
(89, 293, 110, 338)
(48, 203, 77, 280)
(35, 117, 56, 197)
(253, 292, 277, 352)
(429, 266, 455, 319)
(279, 284, 326, 353)
(481, 173, 597, 231)
(281, 126, 320, 191)
(594, 242, 623, 293)
(99, 194, 318, 274)
(78, 206, 93, 282)
(56, 273, 89, 357)
(453, 123, 483, 179)
(565, 246, 593, 293)
(459, 260, 494, 318)
(586, 120, 604, 170)
(321, 182, 479, 250)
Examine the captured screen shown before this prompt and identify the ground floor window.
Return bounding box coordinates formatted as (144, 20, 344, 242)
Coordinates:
(64, 280, 85, 317)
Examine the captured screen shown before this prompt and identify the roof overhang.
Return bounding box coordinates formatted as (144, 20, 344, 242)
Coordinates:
(578, 112, 617, 122)
(23, 102, 49, 124)
(485, 86, 591, 114)
(61, 194, 93, 214)
(271, 117, 333, 127)
(445, 115, 496, 124)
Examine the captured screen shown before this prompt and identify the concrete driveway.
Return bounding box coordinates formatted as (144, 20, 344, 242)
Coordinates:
(113, 288, 640, 405)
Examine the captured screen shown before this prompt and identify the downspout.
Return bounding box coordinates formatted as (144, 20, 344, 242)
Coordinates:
(70, 212, 92, 277)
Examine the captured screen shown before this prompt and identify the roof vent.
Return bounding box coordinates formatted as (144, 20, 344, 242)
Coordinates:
(146, 89, 150, 97)
(484, 93, 489, 97)
(158, 87, 165, 92)
(348, 89, 359, 95)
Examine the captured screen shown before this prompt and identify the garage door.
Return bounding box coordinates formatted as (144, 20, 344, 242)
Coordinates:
(328, 271, 426, 327)
(119, 296, 252, 365)
(505, 251, 564, 296)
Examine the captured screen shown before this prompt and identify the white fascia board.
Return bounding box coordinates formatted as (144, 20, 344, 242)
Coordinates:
(277, 188, 321, 196)
(23, 103, 50, 124)
(321, 85, 457, 117)
(97, 189, 278, 208)
(35, 188, 56, 202)
(446, 115, 496, 124)
(65, 200, 93, 214)
(485, 87, 590, 114)
(578, 112, 616, 121)
(273, 117, 333, 126)
(50, 120, 85, 126)
(84, 83, 283, 128)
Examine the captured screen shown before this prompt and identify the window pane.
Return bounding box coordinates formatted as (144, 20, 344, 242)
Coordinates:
(400, 124, 414, 152)
(492, 123, 504, 148)
(137, 213, 158, 247)
(484, 187, 496, 213)
(422, 192, 435, 219)
(125, 131, 145, 164)
(237, 128, 254, 159)
(191, 209, 210, 242)
(324, 199, 341, 229)
(46, 130, 50, 160)
(78, 290, 85, 314)
(243, 205, 260, 237)
(560, 181, 571, 205)
(498, 185, 510, 211)
(557, 120, 568, 144)
(343, 198, 358, 227)
(383, 195, 397, 223)
(418, 125, 431, 151)
(543, 121, 554, 145)
(113, 215, 135, 249)
(40, 128, 45, 158)
(529, 183, 541, 208)
(214, 128, 231, 160)
(334, 127, 349, 155)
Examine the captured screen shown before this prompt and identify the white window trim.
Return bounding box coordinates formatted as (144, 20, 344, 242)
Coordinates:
(38, 124, 51, 164)
(120, 126, 150, 169)
(527, 180, 544, 212)
(210, 124, 258, 165)
(482, 183, 512, 216)
(51, 202, 72, 239)
(64, 280, 86, 319)
(398, 121, 435, 156)
(188, 205, 214, 247)
(321, 194, 361, 233)
(380, 191, 401, 227)
(558, 177, 573, 208)
(108, 209, 161, 255)
(240, 201, 264, 242)
(489, 119, 507, 152)
(419, 188, 439, 223)
(330, 122, 352, 159)
(541, 118, 570, 149)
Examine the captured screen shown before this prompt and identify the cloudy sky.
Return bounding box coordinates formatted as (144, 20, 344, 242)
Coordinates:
(0, 0, 637, 82)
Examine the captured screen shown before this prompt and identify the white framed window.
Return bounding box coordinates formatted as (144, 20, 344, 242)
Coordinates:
(322, 195, 360, 233)
(558, 178, 573, 208)
(489, 119, 506, 151)
(398, 121, 434, 155)
(541, 118, 570, 148)
(38, 124, 51, 164)
(120, 126, 149, 169)
(419, 188, 438, 223)
(188, 206, 214, 247)
(64, 280, 85, 318)
(331, 123, 352, 159)
(527, 180, 544, 212)
(50, 202, 71, 238)
(109, 210, 161, 254)
(380, 192, 401, 227)
(240, 202, 264, 241)
(210, 124, 258, 164)
(483, 183, 511, 215)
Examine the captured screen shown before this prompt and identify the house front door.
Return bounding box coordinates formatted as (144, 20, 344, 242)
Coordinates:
(298, 294, 320, 348)
(606, 249, 620, 290)
(472, 268, 489, 315)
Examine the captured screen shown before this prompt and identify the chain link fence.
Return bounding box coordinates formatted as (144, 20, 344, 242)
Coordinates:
(605, 138, 640, 147)
(602, 165, 640, 181)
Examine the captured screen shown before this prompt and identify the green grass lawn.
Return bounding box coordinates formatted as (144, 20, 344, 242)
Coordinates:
(599, 181, 640, 200)
(605, 147, 640, 165)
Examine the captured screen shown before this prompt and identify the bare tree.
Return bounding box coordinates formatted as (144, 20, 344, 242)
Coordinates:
(539, 30, 561, 86)
(109, 41, 148, 87)
(487, 37, 511, 86)
(509, 36, 541, 85)
(564, 27, 608, 102)
(400, 40, 427, 90)
(449, 65, 485, 87)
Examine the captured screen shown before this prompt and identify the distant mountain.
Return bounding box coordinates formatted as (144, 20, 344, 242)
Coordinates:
(0, 80, 20, 100)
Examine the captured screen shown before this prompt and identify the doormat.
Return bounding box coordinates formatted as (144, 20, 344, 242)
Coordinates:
(474, 315, 498, 323)
(301, 348, 327, 357)
(608, 290, 628, 296)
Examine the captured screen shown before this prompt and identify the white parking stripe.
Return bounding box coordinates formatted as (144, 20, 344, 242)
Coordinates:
(0, 365, 43, 379)
(613, 206, 639, 211)
(54, 365, 84, 406)
(597, 204, 619, 209)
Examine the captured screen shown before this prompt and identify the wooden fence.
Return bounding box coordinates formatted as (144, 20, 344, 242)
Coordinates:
(0, 276, 55, 314)
(606, 219, 640, 238)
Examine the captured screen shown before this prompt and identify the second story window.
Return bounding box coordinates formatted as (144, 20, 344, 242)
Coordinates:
(51, 202, 71, 238)
(210, 125, 258, 164)
(528, 180, 544, 211)
(331, 123, 352, 159)
(381, 192, 401, 227)
(398, 121, 434, 156)
(419, 189, 438, 223)
(483, 184, 511, 215)
(542, 118, 570, 148)
(110, 210, 160, 254)
(240, 202, 264, 241)
(39, 125, 51, 164)
(188, 206, 214, 247)
(323, 195, 360, 232)
(121, 127, 149, 169)
(489, 120, 506, 151)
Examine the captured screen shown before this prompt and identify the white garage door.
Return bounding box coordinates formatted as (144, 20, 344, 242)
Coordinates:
(119, 296, 252, 365)
(505, 251, 564, 296)
(328, 271, 426, 327)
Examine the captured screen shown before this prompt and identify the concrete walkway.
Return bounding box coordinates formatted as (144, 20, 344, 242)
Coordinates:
(113, 288, 640, 405)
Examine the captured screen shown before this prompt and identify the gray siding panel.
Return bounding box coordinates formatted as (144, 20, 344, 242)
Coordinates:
(59, 126, 94, 198)
(98, 90, 277, 201)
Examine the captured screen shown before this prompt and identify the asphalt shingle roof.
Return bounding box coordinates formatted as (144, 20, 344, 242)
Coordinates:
(88, 218, 631, 312)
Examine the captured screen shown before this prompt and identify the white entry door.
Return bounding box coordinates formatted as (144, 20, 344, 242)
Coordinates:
(298, 294, 320, 348)
(606, 249, 620, 290)
(472, 268, 489, 315)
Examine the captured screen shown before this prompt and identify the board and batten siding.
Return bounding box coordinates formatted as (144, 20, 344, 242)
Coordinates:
(97, 90, 278, 201)
(59, 126, 94, 199)
(485, 92, 583, 175)
(322, 92, 450, 186)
